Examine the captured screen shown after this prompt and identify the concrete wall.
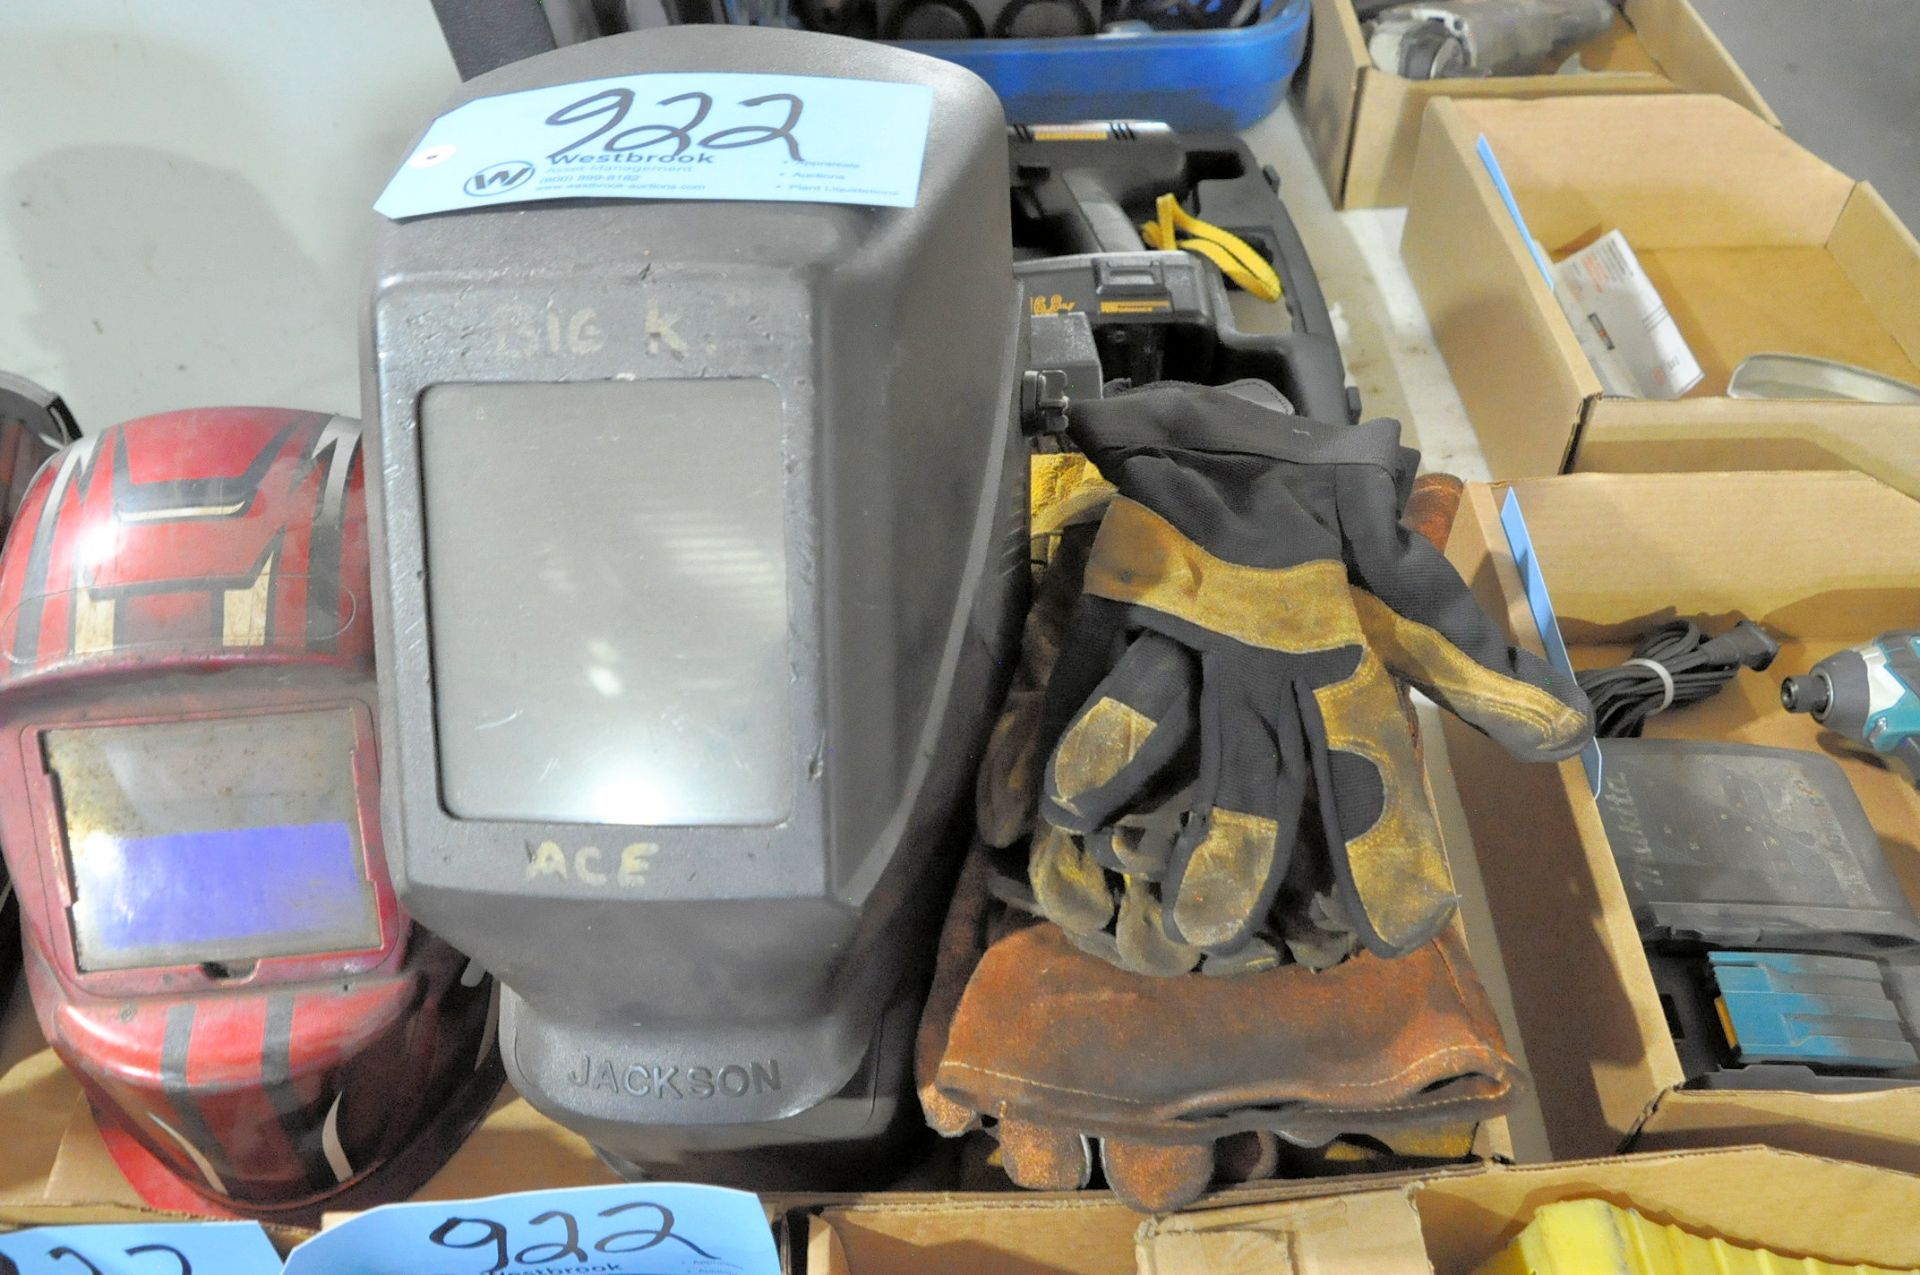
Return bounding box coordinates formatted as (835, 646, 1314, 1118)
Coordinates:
(0, 2, 458, 429)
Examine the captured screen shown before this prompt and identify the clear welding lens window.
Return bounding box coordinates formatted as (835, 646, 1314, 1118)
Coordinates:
(46, 708, 381, 973)
(420, 379, 792, 826)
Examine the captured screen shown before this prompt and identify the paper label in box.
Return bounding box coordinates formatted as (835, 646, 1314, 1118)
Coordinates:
(1553, 230, 1704, 400)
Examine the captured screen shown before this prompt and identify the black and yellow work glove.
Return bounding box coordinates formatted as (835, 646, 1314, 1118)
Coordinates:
(1038, 383, 1592, 963)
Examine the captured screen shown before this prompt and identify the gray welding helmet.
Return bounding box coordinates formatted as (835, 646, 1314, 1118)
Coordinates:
(362, 25, 1026, 1184)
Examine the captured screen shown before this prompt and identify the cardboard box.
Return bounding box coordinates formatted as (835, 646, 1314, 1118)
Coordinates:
(1403, 95, 1920, 490)
(1439, 469, 1920, 1171)
(1298, 0, 1771, 209)
(805, 1175, 1437, 1275)
(804, 1146, 1920, 1274)
(0, 983, 83, 1207)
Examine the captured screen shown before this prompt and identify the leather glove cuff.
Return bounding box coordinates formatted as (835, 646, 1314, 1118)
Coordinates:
(930, 918, 1520, 1146)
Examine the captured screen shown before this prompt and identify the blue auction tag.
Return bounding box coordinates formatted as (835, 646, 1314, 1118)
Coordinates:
(0, 1220, 282, 1274)
(1499, 489, 1601, 796)
(375, 72, 933, 219)
(280, 1182, 776, 1275)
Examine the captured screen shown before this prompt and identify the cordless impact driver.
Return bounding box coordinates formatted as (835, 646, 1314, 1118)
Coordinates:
(1782, 632, 1920, 786)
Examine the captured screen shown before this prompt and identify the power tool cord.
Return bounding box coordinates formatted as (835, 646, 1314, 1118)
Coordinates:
(1577, 620, 1780, 739)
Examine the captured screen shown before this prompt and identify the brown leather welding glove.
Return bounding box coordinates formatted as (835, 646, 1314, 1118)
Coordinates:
(916, 843, 1519, 1212)
(917, 846, 1287, 1211)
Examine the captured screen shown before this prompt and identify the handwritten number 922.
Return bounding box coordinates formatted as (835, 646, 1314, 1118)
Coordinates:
(544, 88, 805, 162)
(0, 1244, 192, 1274)
(429, 1201, 720, 1273)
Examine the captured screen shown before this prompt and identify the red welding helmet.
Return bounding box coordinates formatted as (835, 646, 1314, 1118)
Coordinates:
(0, 371, 80, 997)
(0, 407, 501, 1222)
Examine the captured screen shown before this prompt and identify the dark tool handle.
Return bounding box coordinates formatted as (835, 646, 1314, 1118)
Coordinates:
(1257, 165, 1336, 344)
(1060, 172, 1149, 254)
(1186, 147, 1349, 420)
(431, 0, 560, 79)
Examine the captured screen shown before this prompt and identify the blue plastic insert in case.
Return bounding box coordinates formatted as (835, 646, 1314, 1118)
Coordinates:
(895, 0, 1311, 131)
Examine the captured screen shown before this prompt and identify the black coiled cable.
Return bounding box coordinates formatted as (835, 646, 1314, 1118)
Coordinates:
(1577, 620, 1780, 739)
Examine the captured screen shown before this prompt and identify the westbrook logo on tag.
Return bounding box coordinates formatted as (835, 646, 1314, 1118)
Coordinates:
(376, 71, 932, 219)
(464, 160, 535, 196)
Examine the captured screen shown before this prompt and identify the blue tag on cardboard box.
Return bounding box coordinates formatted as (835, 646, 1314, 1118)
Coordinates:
(0, 1221, 281, 1274)
(280, 1182, 777, 1275)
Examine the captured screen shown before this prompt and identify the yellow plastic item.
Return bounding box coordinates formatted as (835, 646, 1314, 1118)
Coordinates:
(1139, 193, 1282, 303)
(1318, 1121, 1479, 1164)
(1474, 1199, 1919, 1275)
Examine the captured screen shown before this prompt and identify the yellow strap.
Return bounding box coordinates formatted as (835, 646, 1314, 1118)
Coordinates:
(1140, 192, 1282, 303)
